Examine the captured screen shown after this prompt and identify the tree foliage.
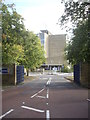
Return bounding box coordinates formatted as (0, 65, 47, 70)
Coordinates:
(58, 0, 89, 29)
(23, 31, 45, 70)
(2, 2, 25, 64)
(2, 2, 45, 70)
(65, 20, 90, 64)
(59, 0, 90, 64)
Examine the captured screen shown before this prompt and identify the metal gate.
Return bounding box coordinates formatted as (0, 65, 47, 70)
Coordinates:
(17, 65, 24, 84)
(74, 64, 80, 84)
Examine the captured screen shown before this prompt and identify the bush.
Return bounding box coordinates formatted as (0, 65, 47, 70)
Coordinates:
(61, 65, 73, 73)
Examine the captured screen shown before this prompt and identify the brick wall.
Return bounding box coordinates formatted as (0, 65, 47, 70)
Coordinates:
(80, 63, 90, 88)
(2, 64, 17, 85)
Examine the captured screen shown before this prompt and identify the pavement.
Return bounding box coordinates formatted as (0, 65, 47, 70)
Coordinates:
(1, 72, 89, 119)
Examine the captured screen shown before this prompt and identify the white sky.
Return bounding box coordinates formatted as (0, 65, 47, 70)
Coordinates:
(5, 0, 66, 34)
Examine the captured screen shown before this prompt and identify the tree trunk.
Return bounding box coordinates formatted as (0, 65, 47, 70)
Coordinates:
(27, 69, 29, 76)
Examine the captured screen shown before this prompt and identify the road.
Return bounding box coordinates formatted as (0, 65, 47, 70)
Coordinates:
(1, 73, 89, 119)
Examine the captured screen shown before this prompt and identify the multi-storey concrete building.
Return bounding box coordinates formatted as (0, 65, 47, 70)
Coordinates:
(38, 30, 51, 48)
(38, 30, 67, 70)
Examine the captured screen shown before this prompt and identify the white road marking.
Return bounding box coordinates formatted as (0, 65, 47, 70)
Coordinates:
(87, 99, 90, 102)
(31, 93, 38, 98)
(46, 81, 49, 85)
(46, 110, 50, 120)
(47, 93, 49, 99)
(21, 106, 45, 113)
(23, 102, 25, 104)
(1, 90, 4, 92)
(46, 78, 52, 85)
(49, 77, 52, 80)
(66, 80, 71, 82)
(0, 109, 14, 119)
(31, 88, 45, 98)
(36, 96, 46, 99)
(43, 78, 48, 80)
(46, 103, 48, 105)
(49, 80, 51, 84)
(38, 88, 45, 93)
(46, 89, 49, 99)
(47, 89, 49, 94)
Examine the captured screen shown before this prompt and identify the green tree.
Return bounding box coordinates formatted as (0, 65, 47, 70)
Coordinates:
(24, 31, 45, 75)
(58, 0, 89, 29)
(58, 0, 90, 64)
(2, 2, 45, 73)
(65, 20, 90, 64)
(2, 44, 24, 64)
(2, 2, 25, 64)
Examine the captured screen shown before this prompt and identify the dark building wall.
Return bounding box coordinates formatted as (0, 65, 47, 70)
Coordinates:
(2, 64, 16, 85)
(80, 63, 90, 88)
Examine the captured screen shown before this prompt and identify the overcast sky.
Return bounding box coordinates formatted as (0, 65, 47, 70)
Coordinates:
(5, 0, 66, 34)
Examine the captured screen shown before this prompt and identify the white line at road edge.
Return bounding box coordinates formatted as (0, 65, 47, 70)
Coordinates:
(46, 110, 50, 120)
(31, 88, 45, 98)
(21, 106, 45, 113)
(0, 109, 14, 119)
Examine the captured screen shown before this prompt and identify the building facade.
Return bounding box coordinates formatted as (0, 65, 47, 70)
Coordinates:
(38, 30, 67, 70)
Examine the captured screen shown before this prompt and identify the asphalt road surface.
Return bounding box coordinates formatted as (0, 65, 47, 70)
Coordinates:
(1, 73, 89, 119)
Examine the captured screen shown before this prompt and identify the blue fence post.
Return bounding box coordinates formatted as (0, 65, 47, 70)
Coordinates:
(17, 65, 24, 84)
(74, 64, 80, 84)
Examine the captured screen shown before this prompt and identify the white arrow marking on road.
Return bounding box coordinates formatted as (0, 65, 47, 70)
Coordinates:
(46, 110, 50, 120)
(46, 81, 49, 85)
(21, 106, 45, 113)
(0, 109, 14, 119)
(46, 78, 51, 85)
